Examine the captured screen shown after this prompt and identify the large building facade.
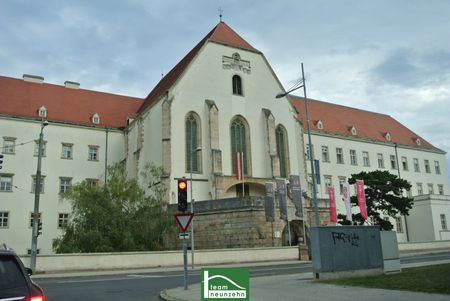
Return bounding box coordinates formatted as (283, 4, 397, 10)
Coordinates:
(1, 22, 449, 254)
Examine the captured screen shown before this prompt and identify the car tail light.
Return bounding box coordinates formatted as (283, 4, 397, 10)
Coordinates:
(30, 295, 45, 301)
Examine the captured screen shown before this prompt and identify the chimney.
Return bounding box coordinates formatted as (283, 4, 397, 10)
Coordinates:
(23, 74, 44, 84)
(64, 81, 80, 89)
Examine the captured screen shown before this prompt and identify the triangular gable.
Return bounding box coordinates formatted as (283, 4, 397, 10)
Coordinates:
(138, 21, 257, 113)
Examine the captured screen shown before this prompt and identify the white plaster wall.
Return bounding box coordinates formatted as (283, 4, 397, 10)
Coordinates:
(430, 198, 450, 240)
(168, 42, 303, 202)
(0, 118, 125, 255)
(304, 133, 449, 213)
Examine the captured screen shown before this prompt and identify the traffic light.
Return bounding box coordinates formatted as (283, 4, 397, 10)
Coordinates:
(177, 178, 188, 212)
(37, 222, 43, 236)
(0, 154, 3, 169)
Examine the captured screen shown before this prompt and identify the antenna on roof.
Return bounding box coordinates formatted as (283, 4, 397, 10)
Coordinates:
(218, 7, 223, 22)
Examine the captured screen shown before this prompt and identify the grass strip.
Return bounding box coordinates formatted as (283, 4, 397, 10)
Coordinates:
(322, 263, 450, 295)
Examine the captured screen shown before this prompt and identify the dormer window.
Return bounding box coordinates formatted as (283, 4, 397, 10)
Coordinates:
(415, 138, 421, 146)
(91, 113, 100, 124)
(385, 132, 391, 141)
(38, 106, 47, 118)
(317, 120, 323, 130)
(350, 126, 357, 136)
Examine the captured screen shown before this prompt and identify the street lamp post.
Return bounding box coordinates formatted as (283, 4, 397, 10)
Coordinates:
(189, 142, 201, 269)
(276, 63, 320, 227)
(30, 119, 48, 272)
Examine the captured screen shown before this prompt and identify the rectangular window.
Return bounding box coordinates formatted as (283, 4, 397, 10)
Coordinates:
(427, 183, 434, 194)
(434, 161, 441, 174)
(362, 151, 370, 167)
(307, 174, 314, 193)
(438, 184, 444, 195)
(336, 147, 344, 164)
(395, 217, 403, 233)
(59, 177, 72, 193)
(338, 176, 346, 195)
(2, 137, 16, 154)
(34, 140, 47, 157)
(401, 156, 408, 171)
(349, 149, 357, 165)
(0, 212, 9, 228)
(58, 213, 69, 228)
(29, 212, 41, 228)
(417, 183, 423, 195)
(61, 143, 73, 159)
(377, 153, 384, 169)
(324, 175, 332, 193)
(441, 214, 448, 230)
(424, 160, 430, 173)
(86, 178, 99, 187)
(321, 146, 329, 163)
(406, 189, 413, 198)
(413, 158, 420, 172)
(390, 155, 397, 169)
(88, 145, 99, 161)
(0, 175, 13, 192)
(31, 176, 45, 194)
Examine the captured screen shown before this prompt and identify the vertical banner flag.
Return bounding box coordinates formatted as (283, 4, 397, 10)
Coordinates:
(342, 183, 352, 222)
(327, 186, 337, 223)
(264, 183, 275, 222)
(355, 179, 368, 220)
(289, 175, 303, 218)
(314, 159, 321, 184)
(235, 152, 243, 181)
(276, 178, 288, 221)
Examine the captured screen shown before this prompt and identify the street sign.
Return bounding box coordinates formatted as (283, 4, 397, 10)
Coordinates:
(179, 233, 190, 240)
(174, 213, 194, 233)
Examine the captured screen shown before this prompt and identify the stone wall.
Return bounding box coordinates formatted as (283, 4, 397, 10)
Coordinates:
(170, 196, 331, 250)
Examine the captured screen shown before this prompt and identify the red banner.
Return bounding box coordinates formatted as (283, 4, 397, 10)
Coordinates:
(235, 152, 243, 181)
(327, 186, 337, 223)
(355, 179, 368, 220)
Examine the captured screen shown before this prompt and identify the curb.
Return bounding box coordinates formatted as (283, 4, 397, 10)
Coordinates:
(159, 288, 189, 301)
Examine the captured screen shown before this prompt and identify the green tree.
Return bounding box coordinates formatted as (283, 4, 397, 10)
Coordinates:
(53, 163, 176, 253)
(338, 170, 413, 230)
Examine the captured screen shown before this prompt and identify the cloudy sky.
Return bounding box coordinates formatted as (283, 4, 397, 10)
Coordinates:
(1, 0, 449, 179)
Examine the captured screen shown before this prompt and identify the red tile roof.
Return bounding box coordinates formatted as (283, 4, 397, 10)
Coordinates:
(0, 75, 143, 128)
(289, 95, 441, 152)
(138, 21, 257, 113)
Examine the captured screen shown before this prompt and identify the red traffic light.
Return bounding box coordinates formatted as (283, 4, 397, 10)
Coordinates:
(178, 180, 187, 190)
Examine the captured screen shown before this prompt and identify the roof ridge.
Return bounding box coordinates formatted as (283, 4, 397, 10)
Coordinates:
(0, 75, 143, 101)
(288, 94, 391, 118)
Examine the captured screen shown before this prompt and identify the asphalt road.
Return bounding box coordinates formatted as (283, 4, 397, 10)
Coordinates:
(34, 251, 450, 301)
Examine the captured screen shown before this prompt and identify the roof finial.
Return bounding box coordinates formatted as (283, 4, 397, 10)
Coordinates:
(218, 7, 223, 22)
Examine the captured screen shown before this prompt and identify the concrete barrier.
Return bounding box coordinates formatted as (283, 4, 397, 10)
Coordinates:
(21, 246, 299, 273)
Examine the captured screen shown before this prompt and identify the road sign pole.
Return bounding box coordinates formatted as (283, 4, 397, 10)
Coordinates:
(183, 238, 188, 290)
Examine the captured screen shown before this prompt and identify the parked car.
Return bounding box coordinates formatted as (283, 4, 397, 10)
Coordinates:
(0, 245, 45, 301)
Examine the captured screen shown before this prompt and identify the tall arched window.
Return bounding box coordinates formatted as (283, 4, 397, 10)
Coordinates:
(185, 112, 201, 173)
(232, 75, 243, 96)
(276, 125, 290, 178)
(231, 116, 250, 176)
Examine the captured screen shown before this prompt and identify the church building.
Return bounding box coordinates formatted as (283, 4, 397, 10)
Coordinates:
(0, 22, 448, 254)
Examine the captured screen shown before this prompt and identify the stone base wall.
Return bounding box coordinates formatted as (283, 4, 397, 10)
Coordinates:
(170, 196, 331, 250)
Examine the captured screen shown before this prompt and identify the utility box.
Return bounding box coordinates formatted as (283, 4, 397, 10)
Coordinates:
(380, 231, 401, 273)
(310, 226, 383, 280)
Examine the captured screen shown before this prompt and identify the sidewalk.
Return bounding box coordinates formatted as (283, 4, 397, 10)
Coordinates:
(160, 260, 450, 301)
